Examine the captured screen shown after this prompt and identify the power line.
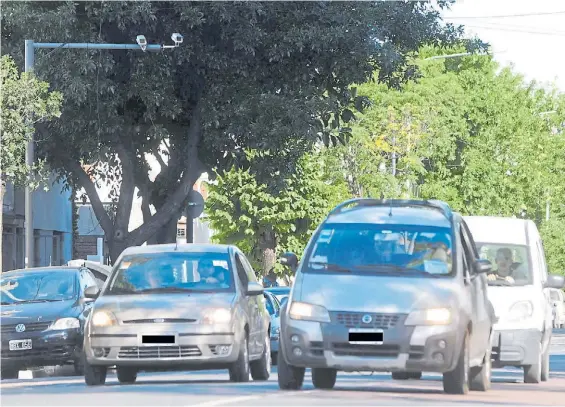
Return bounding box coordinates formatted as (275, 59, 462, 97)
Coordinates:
(446, 10, 565, 19)
(465, 24, 565, 37)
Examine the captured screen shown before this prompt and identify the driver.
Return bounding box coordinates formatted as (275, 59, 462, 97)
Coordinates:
(198, 259, 223, 284)
(487, 248, 526, 284)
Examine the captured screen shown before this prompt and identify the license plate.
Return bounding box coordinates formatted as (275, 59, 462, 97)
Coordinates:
(348, 328, 384, 344)
(142, 335, 175, 344)
(9, 339, 32, 351)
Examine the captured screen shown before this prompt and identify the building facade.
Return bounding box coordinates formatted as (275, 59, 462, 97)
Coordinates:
(2, 177, 73, 272)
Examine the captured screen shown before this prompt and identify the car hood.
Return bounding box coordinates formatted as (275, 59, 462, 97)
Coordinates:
(294, 272, 464, 314)
(0, 299, 78, 324)
(94, 292, 236, 321)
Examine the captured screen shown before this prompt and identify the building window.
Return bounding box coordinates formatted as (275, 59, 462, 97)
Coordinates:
(177, 228, 186, 238)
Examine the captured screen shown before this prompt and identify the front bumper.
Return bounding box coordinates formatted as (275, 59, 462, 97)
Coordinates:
(85, 323, 242, 367)
(281, 316, 460, 373)
(1, 329, 82, 370)
(491, 328, 542, 367)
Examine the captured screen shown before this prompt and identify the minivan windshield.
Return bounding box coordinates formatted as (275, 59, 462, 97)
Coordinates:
(105, 252, 235, 295)
(306, 223, 454, 277)
(475, 243, 533, 286)
(0, 270, 77, 304)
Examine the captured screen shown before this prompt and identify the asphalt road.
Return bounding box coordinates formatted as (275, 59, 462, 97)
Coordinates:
(2, 329, 564, 406)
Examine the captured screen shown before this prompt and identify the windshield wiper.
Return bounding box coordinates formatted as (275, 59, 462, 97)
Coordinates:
(1, 301, 13, 305)
(355, 264, 442, 277)
(137, 287, 193, 294)
(14, 299, 63, 304)
(309, 262, 352, 272)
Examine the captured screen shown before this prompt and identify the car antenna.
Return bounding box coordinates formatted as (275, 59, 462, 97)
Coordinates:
(381, 192, 393, 217)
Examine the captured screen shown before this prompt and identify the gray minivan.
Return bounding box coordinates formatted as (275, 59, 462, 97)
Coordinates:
(278, 199, 495, 395)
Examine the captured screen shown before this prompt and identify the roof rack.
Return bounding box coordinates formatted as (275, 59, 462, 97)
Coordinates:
(326, 198, 453, 221)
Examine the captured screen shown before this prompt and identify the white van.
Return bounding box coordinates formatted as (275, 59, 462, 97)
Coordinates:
(464, 216, 564, 383)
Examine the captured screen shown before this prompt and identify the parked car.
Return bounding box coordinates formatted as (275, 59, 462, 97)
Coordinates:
(264, 291, 281, 364)
(549, 288, 565, 329)
(67, 260, 112, 288)
(0, 266, 99, 379)
(278, 199, 495, 395)
(464, 216, 565, 383)
(82, 244, 271, 386)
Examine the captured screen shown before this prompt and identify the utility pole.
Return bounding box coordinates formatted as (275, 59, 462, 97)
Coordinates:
(23, 35, 183, 268)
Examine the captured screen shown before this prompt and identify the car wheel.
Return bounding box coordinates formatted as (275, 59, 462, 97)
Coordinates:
(277, 345, 305, 390)
(443, 331, 470, 395)
(250, 333, 271, 381)
(409, 372, 422, 379)
(271, 352, 278, 366)
(524, 344, 542, 384)
(0, 368, 19, 380)
(540, 346, 550, 382)
(312, 368, 337, 389)
(83, 353, 107, 386)
(470, 345, 491, 391)
(116, 367, 137, 384)
(391, 372, 410, 380)
(73, 357, 84, 376)
(229, 336, 250, 383)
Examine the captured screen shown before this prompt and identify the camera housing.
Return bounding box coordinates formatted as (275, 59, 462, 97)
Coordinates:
(136, 35, 147, 51)
(171, 33, 184, 45)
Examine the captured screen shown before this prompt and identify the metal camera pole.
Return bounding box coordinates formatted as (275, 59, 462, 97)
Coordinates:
(23, 35, 182, 267)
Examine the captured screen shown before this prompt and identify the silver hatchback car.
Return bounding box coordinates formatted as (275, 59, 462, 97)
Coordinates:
(82, 244, 271, 385)
(278, 199, 495, 395)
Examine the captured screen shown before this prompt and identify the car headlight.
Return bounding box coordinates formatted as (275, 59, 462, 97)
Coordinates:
(289, 302, 330, 323)
(91, 310, 118, 327)
(202, 308, 232, 324)
(48, 317, 80, 330)
(507, 301, 533, 321)
(405, 308, 452, 326)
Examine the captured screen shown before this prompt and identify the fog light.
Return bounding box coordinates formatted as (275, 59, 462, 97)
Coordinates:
(438, 340, 446, 349)
(293, 347, 303, 357)
(93, 347, 104, 357)
(433, 352, 444, 362)
(291, 335, 299, 343)
(215, 345, 230, 355)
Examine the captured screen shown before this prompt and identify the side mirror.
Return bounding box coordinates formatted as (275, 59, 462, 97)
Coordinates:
(280, 252, 299, 272)
(545, 274, 565, 289)
(474, 259, 492, 274)
(246, 282, 264, 296)
(84, 285, 100, 300)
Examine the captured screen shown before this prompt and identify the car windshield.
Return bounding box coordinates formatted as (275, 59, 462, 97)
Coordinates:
(550, 291, 560, 301)
(0, 270, 77, 304)
(475, 243, 533, 286)
(105, 252, 234, 295)
(306, 223, 454, 276)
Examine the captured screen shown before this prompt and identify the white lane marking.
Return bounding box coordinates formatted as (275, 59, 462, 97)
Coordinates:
(193, 395, 264, 406)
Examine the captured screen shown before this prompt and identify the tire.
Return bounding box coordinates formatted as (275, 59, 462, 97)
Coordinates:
(250, 333, 271, 381)
(83, 353, 107, 386)
(271, 352, 278, 366)
(229, 336, 250, 383)
(312, 368, 337, 389)
(409, 372, 422, 379)
(116, 367, 137, 384)
(1, 368, 19, 380)
(524, 345, 542, 384)
(73, 357, 84, 376)
(470, 346, 491, 391)
(541, 346, 550, 382)
(391, 372, 410, 380)
(443, 331, 470, 395)
(277, 345, 305, 390)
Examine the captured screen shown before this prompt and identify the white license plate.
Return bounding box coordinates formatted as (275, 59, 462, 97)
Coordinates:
(9, 339, 32, 351)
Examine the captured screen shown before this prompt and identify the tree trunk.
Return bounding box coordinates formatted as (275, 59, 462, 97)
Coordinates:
(258, 225, 277, 277)
(155, 217, 178, 244)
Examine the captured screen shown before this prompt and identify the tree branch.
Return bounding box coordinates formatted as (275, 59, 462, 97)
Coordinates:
(114, 142, 135, 237)
(68, 160, 114, 236)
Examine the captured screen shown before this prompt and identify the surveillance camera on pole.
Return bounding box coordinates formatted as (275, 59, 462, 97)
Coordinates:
(136, 35, 147, 52)
(171, 33, 183, 46)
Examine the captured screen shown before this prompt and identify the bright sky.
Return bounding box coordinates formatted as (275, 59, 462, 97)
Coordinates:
(442, 0, 565, 91)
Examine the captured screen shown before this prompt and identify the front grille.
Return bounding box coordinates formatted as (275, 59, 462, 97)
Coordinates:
(2, 345, 74, 359)
(408, 345, 425, 360)
(1, 321, 52, 334)
(122, 318, 197, 324)
(117, 345, 201, 359)
(331, 342, 399, 358)
(309, 341, 324, 357)
(331, 312, 402, 329)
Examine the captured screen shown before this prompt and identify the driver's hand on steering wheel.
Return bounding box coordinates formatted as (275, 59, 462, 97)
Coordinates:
(487, 274, 514, 283)
(487, 274, 497, 281)
(204, 277, 219, 284)
(504, 275, 515, 284)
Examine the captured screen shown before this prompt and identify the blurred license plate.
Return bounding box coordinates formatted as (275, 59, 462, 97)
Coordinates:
(142, 335, 175, 344)
(9, 339, 32, 351)
(348, 329, 383, 344)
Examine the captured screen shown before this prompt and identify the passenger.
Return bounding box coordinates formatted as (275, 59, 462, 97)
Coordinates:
(198, 259, 223, 284)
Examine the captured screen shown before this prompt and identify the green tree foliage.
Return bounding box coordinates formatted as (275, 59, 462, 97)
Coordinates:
(0, 54, 62, 271)
(1, 1, 472, 261)
(205, 152, 348, 276)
